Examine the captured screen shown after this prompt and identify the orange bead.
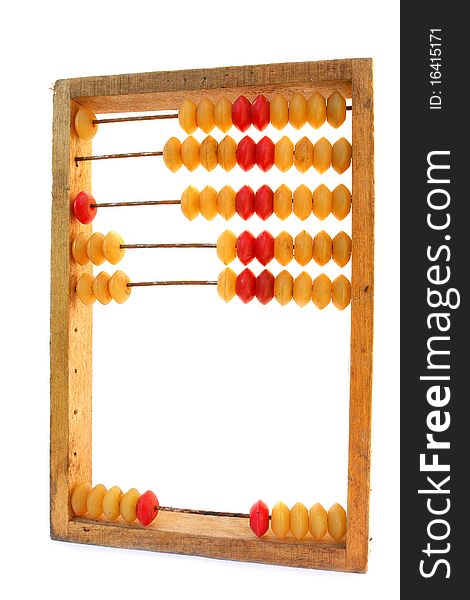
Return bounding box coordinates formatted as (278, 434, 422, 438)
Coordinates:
(214, 97, 232, 133)
(313, 231, 332, 266)
(270, 94, 289, 130)
(293, 185, 312, 221)
(273, 184, 292, 220)
(289, 94, 307, 129)
(275, 137, 294, 172)
(74, 107, 98, 141)
(332, 232, 352, 267)
(327, 92, 346, 128)
(218, 136, 237, 171)
(181, 185, 200, 220)
(313, 137, 332, 173)
(312, 274, 332, 309)
(312, 184, 332, 220)
(307, 93, 326, 128)
(181, 136, 200, 171)
(199, 136, 218, 171)
(294, 231, 313, 266)
(332, 138, 352, 173)
(217, 185, 236, 220)
(294, 137, 314, 173)
(179, 99, 197, 134)
(196, 98, 215, 133)
(332, 275, 351, 310)
(332, 184, 352, 220)
(163, 137, 182, 172)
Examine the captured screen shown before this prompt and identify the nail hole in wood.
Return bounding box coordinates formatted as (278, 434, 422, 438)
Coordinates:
(74, 369, 77, 374)
(74, 409, 78, 415)
(74, 327, 78, 332)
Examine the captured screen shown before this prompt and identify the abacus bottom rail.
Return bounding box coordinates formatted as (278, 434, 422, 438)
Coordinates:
(127, 280, 217, 287)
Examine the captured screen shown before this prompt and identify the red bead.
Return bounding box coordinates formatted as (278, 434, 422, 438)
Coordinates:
(232, 95, 252, 132)
(236, 268, 256, 303)
(255, 136, 275, 172)
(237, 231, 256, 265)
(136, 490, 159, 526)
(235, 185, 255, 220)
(255, 185, 274, 220)
(73, 191, 97, 224)
(250, 500, 269, 537)
(256, 270, 275, 305)
(255, 231, 275, 266)
(237, 136, 256, 171)
(251, 95, 270, 131)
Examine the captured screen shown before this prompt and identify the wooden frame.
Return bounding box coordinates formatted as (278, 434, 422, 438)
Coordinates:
(50, 59, 374, 572)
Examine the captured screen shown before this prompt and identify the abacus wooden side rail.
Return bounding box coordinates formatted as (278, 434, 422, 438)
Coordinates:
(50, 58, 374, 573)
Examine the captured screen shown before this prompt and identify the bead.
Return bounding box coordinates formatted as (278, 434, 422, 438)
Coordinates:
(273, 184, 292, 220)
(251, 95, 270, 131)
(275, 136, 294, 172)
(237, 136, 256, 171)
(217, 268, 237, 302)
(332, 275, 351, 310)
(307, 92, 326, 129)
(309, 503, 328, 540)
(71, 483, 91, 516)
(312, 184, 332, 220)
(74, 107, 98, 141)
(103, 231, 125, 265)
(86, 232, 105, 266)
(294, 137, 314, 173)
(214, 97, 232, 133)
(255, 185, 274, 220)
(235, 185, 255, 220)
(249, 500, 269, 537)
(332, 232, 352, 267)
(136, 490, 159, 526)
(274, 232, 293, 266)
(218, 136, 237, 171)
(163, 137, 182, 172)
(332, 137, 352, 173)
(328, 503, 347, 541)
(293, 272, 312, 307)
(294, 231, 313, 266)
(179, 99, 197, 134)
(327, 92, 346, 128)
(217, 185, 236, 220)
(256, 231, 274, 266)
(87, 484, 107, 519)
(332, 184, 352, 220)
(256, 136, 275, 172)
(73, 191, 97, 224)
(232, 95, 251, 132)
(290, 502, 308, 539)
(293, 184, 312, 221)
(196, 98, 215, 133)
(271, 501, 290, 539)
(120, 488, 140, 524)
(217, 230, 237, 265)
(289, 94, 308, 129)
(199, 136, 218, 171)
(270, 94, 288, 129)
(313, 231, 332, 266)
(199, 185, 218, 220)
(181, 185, 200, 220)
(72, 232, 90, 266)
(76, 273, 96, 306)
(274, 270, 294, 305)
(256, 270, 275, 304)
(108, 270, 132, 304)
(312, 274, 332, 309)
(236, 268, 256, 303)
(103, 486, 122, 521)
(237, 231, 256, 265)
(313, 137, 332, 173)
(92, 271, 112, 305)
(181, 136, 200, 171)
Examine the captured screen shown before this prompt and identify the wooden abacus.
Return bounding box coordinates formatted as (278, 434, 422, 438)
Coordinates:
(50, 59, 374, 572)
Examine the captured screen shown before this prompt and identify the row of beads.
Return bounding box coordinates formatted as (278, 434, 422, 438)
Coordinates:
(181, 184, 351, 221)
(76, 271, 131, 305)
(179, 92, 347, 134)
(217, 230, 351, 268)
(163, 135, 351, 174)
(72, 231, 124, 266)
(218, 269, 351, 309)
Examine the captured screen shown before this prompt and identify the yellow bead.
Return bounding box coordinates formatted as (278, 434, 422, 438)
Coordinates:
(217, 185, 236, 220)
(92, 271, 112, 305)
(307, 92, 326, 128)
(328, 503, 347, 541)
(196, 98, 215, 133)
(332, 137, 352, 173)
(274, 231, 293, 266)
(199, 185, 218, 220)
(294, 231, 313, 266)
(290, 502, 309, 539)
(217, 268, 236, 302)
(163, 137, 182, 172)
(181, 185, 200, 220)
(332, 184, 352, 220)
(332, 275, 351, 310)
(309, 503, 328, 540)
(103, 231, 125, 265)
(289, 94, 307, 129)
(179, 99, 197, 134)
(332, 232, 352, 267)
(313, 137, 332, 173)
(214, 97, 232, 133)
(87, 484, 107, 519)
(312, 274, 332, 309)
(293, 272, 312, 307)
(76, 273, 96, 306)
(103, 486, 122, 521)
(312, 184, 332, 220)
(327, 92, 346, 128)
(293, 184, 312, 220)
(199, 136, 218, 172)
(109, 270, 132, 304)
(270, 94, 288, 130)
(218, 136, 237, 171)
(86, 232, 105, 266)
(313, 231, 332, 266)
(181, 136, 200, 171)
(294, 137, 313, 173)
(273, 185, 292, 220)
(74, 107, 98, 141)
(71, 483, 91, 516)
(217, 230, 237, 265)
(275, 270, 294, 305)
(275, 136, 294, 172)
(120, 488, 141, 524)
(271, 501, 290, 539)
(72, 232, 90, 266)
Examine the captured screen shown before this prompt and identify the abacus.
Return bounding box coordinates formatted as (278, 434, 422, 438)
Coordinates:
(50, 59, 374, 572)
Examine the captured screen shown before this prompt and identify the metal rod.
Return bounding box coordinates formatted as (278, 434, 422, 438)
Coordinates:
(127, 280, 217, 287)
(75, 151, 163, 162)
(346, 105, 352, 111)
(158, 506, 251, 519)
(121, 243, 216, 249)
(93, 113, 178, 124)
(90, 200, 180, 208)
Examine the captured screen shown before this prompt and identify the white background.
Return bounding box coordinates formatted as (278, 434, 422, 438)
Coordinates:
(0, 1, 400, 598)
